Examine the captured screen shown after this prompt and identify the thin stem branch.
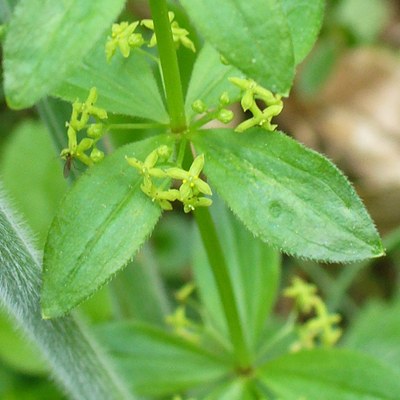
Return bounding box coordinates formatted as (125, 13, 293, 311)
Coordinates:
(149, 0, 187, 133)
(194, 207, 251, 369)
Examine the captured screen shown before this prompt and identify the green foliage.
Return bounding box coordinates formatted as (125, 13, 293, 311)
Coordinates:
(42, 135, 171, 318)
(3, 0, 126, 108)
(259, 349, 400, 399)
(0, 0, 394, 398)
(192, 128, 383, 262)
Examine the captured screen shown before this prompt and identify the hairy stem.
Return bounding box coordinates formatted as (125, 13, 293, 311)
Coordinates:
(149, 0, 187, 133)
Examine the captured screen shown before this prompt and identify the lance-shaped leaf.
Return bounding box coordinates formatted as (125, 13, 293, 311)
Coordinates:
(192, 128, 384, 262)
(282, 0, 326, 64)
(180, 0, 295, 94)
(3, 0, 125, 108)
(259, 349, 400, 399)
(95, 322, 229, 396)
(53, 37, 168, 123)
(42, 135, 173, 318)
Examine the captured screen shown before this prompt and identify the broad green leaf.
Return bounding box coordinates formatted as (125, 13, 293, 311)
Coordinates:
(185, 43, 243, 120)
(200, 379, 258, 400)
(193, 197, 280, 350)
(0, 190, 133, 400)
(42, 135, 173, 318)
(95, 322, 229, 396)
(282, 0, 325, 64)
(180, 0, 295, 94)
(3, 0, 125, 109)
(192, 128, 383, 262)
(0, 120, 67, 245)
(53, 38, 168, 123)
(259, 348, 400, 399)
(344, 299, 400, 373)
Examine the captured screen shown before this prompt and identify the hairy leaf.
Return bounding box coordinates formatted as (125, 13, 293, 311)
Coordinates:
(192, 128, 383, 262)
(42, 135, 173, 318)
(259, 349, 400, 399)
(0, 191, 133, 399)
(180, 0, 295, 94)
(53, 39, 168, 123)
(96, 322, 229, 396)
(3, 0, 125, 108)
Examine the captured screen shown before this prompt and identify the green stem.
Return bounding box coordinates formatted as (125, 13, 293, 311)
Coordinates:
(194, 207, 251, 369)
(149, 0, 187, 133)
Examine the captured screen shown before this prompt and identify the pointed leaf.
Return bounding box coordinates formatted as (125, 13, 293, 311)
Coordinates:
(3, 0, 125, 108)
(259, 349, 400, 399)
(42, 135, 173, 318)
(95, 322, 229, 396)
(180, 0, 295, 94)
(192, 128, 383, 262)
(282, 0, 325, 64)
(53, 38, 168, 123)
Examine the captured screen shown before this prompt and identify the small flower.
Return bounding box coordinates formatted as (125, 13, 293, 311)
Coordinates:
(166, 154, 212, 199)
(105, 21, 144, 61)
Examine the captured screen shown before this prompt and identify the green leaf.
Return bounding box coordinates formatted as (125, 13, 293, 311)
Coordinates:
(3, 0, 125, 108)
(282, 0, 325, 64)
(0, 120, 67, 245)
(185, 43, 243, 120)
(193, 197, 280, 350)
(259, 348, 400, 399)
(53, 39, 169, 123)
(42, 134, 173, 318)
(0, 191, 133, 400)
(180, 0, 295, 94)
(95, 322, 229, 396)
(192, 128, 383, 262)
(343, 298, 400, 373)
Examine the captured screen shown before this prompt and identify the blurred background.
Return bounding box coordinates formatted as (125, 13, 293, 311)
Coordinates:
(1, 0, 400, 398)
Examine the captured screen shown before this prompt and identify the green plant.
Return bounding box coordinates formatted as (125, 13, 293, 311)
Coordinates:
(1, 0, 399, 399)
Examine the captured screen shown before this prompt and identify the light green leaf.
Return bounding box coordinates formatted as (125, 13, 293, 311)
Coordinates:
(42, 135, 173, 318)
(344, 298, 400, 373)
(3, 0, 126, 108)
(95, 322, 229, 396)
(282, 0, 325, 64)
(53, 39, 168, 123)
(180, 0, 295, 94)
(259, 349, 400, 399)
(192, 128, 383, 262)
(185, 43, 243, 120)
(193, 197, 280, 350)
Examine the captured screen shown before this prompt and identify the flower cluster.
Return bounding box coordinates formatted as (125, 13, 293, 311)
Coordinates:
(126, 148, 212, 213)
(105, 21, 144, 62)
(60, 88, 107, 177)
(284, 277, 342, 351)
(229, 77, 283, 133)
(141, 11, 196, 52)
(106, 12, 195, 62)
